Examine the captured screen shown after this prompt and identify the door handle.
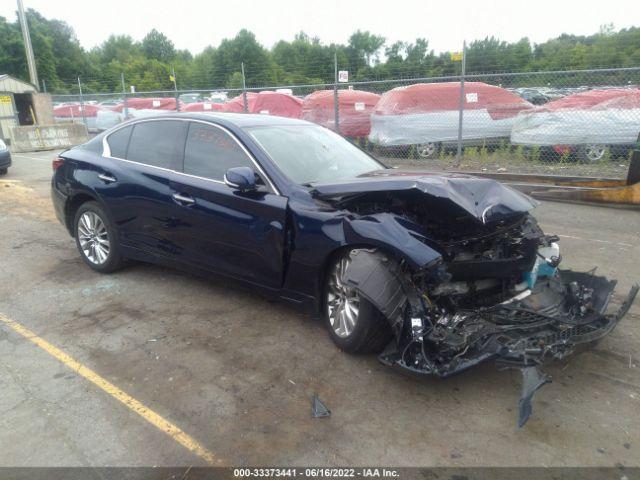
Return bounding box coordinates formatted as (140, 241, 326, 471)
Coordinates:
(98, 173, 117, 184)
(172, 193, 195, 205)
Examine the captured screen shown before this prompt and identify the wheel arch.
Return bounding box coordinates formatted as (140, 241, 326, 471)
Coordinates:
(64, 191, 100, 236)
(315, 243, 391, 314)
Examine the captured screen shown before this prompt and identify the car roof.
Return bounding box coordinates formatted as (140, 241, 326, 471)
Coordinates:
(172, 112, 314, 128)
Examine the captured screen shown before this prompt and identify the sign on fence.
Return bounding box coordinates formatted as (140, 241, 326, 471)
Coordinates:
(338, 71, 349, 83)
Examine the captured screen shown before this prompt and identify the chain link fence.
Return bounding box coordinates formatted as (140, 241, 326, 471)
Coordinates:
(50, 66, 640, 179)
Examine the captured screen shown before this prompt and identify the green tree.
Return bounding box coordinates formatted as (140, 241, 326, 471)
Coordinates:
(141, 29, 176, 63)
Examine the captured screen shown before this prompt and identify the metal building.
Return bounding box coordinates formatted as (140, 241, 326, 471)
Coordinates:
(0, 74, 38, 142)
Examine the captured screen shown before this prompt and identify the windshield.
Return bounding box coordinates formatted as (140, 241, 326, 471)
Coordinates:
(247, 125, 384, 184)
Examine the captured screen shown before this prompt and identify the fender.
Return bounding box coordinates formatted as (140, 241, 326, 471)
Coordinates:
(341, 212, 442, 269)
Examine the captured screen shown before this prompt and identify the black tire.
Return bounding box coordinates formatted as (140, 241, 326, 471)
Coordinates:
(324, 251, 393, 354)
(73, 201, 123, 273)
(0, 168, 7, 175)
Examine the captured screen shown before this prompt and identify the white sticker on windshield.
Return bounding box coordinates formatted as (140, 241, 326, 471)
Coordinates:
(466, 92, 478, 103)
(354, 102, 365, 111)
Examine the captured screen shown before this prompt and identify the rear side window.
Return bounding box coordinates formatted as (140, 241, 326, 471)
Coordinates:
(106, 126, 132, 158)
(127, 121, 183, 169)
(183, 122, 254, 181)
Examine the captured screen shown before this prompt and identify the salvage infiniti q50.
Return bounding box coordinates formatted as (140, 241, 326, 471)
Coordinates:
(51, 113, 638, 426)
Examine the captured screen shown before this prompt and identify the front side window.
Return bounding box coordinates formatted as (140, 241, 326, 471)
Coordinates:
(183, 122, 254, 181)
(126, 120, 183, 169)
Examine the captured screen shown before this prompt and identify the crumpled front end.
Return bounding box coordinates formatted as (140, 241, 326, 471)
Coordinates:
(340, 215, 638, 427)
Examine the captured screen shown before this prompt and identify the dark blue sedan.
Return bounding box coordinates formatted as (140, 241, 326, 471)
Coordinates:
(51, 113, 637, 426)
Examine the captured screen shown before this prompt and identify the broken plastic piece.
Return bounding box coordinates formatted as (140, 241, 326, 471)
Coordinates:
(311, 394, 331, 418)
(518, 366, 551, 428)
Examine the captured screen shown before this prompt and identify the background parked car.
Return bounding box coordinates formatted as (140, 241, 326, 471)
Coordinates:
(179, 93, 203, 104)
(368, 82, 534, 158)
(301, 89, 381, 138)
(222, 91, 303, 118)
(53, 104, 103, 132)
(0, 137, 10, 175)
(182, 101, 225, 112)
(511, 88, 640, 162)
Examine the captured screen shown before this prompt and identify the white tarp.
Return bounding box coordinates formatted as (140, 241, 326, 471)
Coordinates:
(54, 116, 98, 132)
(511, 108, 640, 146)
(368, 110, 518, 146)
(95, 109, 124, 131)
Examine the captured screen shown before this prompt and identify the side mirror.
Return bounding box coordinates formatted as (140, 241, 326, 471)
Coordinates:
(224, 166, 257, 192)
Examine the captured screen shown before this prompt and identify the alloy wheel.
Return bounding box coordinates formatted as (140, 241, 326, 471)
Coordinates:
(326, 255, 360, 338)
(77, 211, 110, 265)
(585, 144, 606, 162)
(417, 142, 437, 159)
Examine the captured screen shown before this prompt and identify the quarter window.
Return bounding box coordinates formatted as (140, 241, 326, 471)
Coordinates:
(183, 122, 254, 181)
(106, 125, 132, 158)
(126, 121, 183, 169)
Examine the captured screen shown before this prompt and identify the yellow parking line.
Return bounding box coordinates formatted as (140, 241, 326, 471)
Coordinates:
(0, 313, 218, 465)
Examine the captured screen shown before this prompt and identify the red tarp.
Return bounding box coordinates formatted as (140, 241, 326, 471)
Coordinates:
(301, 89, 381, 137)
(182, 102, 225, 112)
(538, 88, 640, 111)
(373, 82, 532, 120)
(111, 97, 178, 112)
(222, 91, 303, 118)
(53, 104, 102, 118)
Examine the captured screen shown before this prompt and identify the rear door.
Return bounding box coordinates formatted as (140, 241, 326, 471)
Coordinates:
(169, 121, 288, 289)
(99, 119, 188, 258)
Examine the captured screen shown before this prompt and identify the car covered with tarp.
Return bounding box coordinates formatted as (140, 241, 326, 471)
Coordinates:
(182, 101, 225, 112)
(111, 97, 178, 113)
(510, 88, 640, 162)
(368, 82, 534, 157)
(222, 91, 302, 118)
(54, 104, 103, 132)
(301, 89, 381, 138)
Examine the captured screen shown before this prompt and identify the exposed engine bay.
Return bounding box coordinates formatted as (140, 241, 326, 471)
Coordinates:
(317, 187, 639, 427)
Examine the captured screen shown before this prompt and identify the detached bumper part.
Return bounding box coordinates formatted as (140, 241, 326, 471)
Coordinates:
(518, 366, 551, 428)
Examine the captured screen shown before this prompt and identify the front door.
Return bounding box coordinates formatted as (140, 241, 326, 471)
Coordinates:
(169, 121, 288, 289)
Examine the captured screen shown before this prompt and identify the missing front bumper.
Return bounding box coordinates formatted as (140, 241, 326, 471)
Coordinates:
(375, 269, 638, 427)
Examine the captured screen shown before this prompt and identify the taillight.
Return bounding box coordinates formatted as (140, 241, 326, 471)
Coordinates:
(553, 145, 572, 155)
(52, 157, 65, 171)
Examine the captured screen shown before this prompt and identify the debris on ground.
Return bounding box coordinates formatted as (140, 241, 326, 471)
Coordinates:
(311, 394, 331, 418)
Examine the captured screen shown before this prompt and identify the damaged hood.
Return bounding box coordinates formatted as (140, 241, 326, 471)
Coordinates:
(310, 170, 538, 223)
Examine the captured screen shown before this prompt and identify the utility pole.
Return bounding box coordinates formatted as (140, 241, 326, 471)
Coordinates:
(455, 40, 467, 164)
(17, 0, 39, 89)
(333, 53, 339, 135)
(241, 62, 248, 113)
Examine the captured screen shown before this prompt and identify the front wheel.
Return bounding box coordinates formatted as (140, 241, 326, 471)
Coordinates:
(580, 144, 607, 163)
(74, 201, 123, 273)
(324, 251, 393, 353)
(0, 168, 7, 176)
(416, 142, 439, 159)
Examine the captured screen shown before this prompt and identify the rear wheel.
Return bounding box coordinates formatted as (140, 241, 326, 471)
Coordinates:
(324, 250, 393, 353)
(580, 144, 607, 163)
(0, 168, 7, 175)
(73, 201, 123, 273)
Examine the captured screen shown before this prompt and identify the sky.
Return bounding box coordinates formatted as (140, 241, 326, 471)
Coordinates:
(1, 0, 639, 54)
